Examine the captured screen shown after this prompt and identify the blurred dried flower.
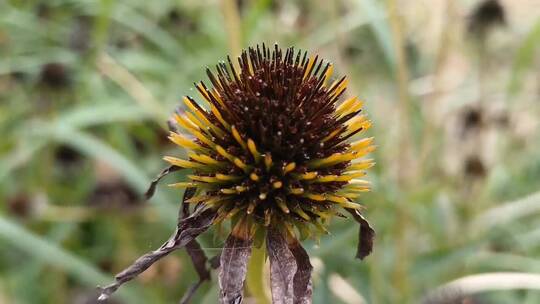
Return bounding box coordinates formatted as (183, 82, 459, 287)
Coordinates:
(39, 63, 71, 89)
(460, 106, 484, 136)
(55, 144, 83, 169)
(87, 181, 141, 210)
(467, 0, 506, 39)
(35, 2, 52, 20)
(464, 155, 487, 179)
(163, 8, 198, 32)
(98, 44, 375, 303)
(7, 194, 34, 218)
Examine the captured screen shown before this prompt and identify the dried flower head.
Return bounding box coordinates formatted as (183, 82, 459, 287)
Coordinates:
(39, 62, 71, 89)
(467, 0, 506, 39)
(99, 44, 375, 304)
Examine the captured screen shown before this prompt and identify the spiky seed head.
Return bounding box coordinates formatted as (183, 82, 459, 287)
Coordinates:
(165, 44, 375, 239)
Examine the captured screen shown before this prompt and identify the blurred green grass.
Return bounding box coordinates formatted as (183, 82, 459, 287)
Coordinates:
(1, 0, 540, 303)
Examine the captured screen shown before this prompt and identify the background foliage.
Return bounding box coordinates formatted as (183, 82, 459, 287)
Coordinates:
(1, 0, 540, 303)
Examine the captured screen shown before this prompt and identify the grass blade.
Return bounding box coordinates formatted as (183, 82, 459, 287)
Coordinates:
(0, 216, 145, 303)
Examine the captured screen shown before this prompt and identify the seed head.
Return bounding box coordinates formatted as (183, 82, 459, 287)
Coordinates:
(165, 44, 375, 237)
(467, 0, 506, 39)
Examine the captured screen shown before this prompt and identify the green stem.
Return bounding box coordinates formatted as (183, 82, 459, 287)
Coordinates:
(246, 243, 270, 304)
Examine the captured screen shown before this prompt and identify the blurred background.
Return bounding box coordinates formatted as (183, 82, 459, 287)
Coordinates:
(1, 0, 540, 303)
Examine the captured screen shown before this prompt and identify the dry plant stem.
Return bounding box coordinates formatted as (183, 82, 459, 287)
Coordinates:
(327, 0, 363, 101)
(422, 272, 540, 303)
(96, 53, 169, 126)
(179, 241, 210, 304)
(326, 0, 351, 87)
(97, 208, 216, 301)
(220, 0, 242, 59)
(40, 205, 95, 222)
(477, 40, 487, 107)
(418, 0, 456, 167)
(386, 2, 413, 162)
(179, 280, 205, 304)
(387, 0, 413, 300)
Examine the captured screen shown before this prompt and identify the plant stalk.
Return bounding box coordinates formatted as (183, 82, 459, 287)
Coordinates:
(246, 243, 270, 304)
(221, 0, 243, 59)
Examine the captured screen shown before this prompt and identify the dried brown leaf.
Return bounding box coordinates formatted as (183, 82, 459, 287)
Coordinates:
(218, 233, 253, 304)
(187, 239, 211, 279)
(267, 229, 296, 304)
(98, 208, 216, 301)
(144, 165, 181, 199)
(346, 208, 375, 260)
(288, 240, 312, 304)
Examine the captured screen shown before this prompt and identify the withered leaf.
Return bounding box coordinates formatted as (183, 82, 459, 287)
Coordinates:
(186, 240, 210, 281)
(98, 208, 216, 301)
(346, 208, 375, 260)
(218, 233, 253, 304)
(267, 229, 296, 304)
(144, 165, 181, 199)
(288, 240, 312, 304)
